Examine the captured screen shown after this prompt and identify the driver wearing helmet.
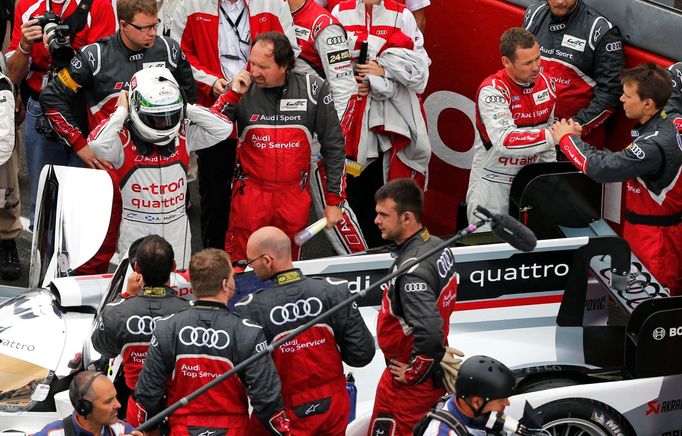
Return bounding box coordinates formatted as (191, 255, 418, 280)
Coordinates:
(420, 355, 515, 436)
(88, 66, 233, 268)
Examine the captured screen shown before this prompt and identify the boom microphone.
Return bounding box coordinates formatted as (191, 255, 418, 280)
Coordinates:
(474, 206, 537, 252)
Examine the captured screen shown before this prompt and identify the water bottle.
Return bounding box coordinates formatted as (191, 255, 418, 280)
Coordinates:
(346, 373, 357, 422)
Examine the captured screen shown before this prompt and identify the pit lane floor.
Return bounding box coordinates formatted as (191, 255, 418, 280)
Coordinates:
(0, 132, 336, 289)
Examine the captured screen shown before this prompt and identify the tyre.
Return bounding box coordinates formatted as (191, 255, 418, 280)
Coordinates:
(537, 398, 635, 436)
(516, 376, 585, 394)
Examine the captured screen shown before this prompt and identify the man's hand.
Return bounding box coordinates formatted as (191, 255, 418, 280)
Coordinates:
(231, 71, 251, 94)
(390, 355, 434, 385)
(126, 271, 143, 297)
(211, 78, 228, 97)
(440, 346, 465, 393)
(324, 204, 343, 229)
(355, 76, 370, 97)
(549, 118, 582, 143)
(388, 358, 409, 384)
(76, 145, 113, 170)
(116, 90, 129, 111)
(19, 19, 42, 53)
(355, 60, 385, 78)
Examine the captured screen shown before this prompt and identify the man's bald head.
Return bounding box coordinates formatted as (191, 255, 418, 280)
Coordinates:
(246, 227, 294, 279)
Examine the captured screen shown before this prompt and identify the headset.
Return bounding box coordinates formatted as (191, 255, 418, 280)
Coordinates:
(72, 372, 102, 417)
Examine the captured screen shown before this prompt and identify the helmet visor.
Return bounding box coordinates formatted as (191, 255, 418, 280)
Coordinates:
(137, 108, 183, 131)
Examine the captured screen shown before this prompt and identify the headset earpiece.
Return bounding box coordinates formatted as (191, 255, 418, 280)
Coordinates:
(75, 372, 101, 417)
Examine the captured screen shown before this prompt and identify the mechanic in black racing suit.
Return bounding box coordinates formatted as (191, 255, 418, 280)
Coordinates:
(135, 248, 289, 435)
(40, 0, 196, 157)
(369, 178, 463, 436)
(91, 235, 189, 427)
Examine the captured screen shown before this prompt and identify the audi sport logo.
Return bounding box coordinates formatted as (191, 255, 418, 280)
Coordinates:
(605, 41, 622, 52)
(126, 315, 161, 335)
(404, 282, 427, 293)
(178, 326, 230, 349)
(270, 298, 323, 325)
(549, 23, 565, 32)
(653, 327, 666, 340)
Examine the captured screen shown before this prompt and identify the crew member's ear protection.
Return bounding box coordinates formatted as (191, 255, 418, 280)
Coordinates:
(74, 372, 102, 417)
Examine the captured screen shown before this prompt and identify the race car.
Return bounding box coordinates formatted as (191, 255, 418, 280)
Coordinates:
(2, 163, 678, 435)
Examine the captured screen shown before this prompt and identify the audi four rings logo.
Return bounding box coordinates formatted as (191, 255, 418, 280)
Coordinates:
(549, 23, 565, 32)
(605, 41, 622, 52)
(178, 326, 230, 349)
(126, 316, 161, 335)
(437, 250, 455, 278)
(270, 298, 323, 325)
(404, 282, 428, 292)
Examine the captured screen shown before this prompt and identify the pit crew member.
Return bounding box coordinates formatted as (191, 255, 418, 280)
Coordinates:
(215, 31, 345, 261)
(34, 372, 137, 436)
(419, 356, 516, 436)
(234, 226, 375, 434)
(466, 27, 556, 228)
(524, 0, 625, 142)
(135, 248, 289, 434)
(169, 0, 298, 250)
(87, 67, 232, 267)
(550, 63, 682, 296)
(91, 235, 189, 426)
(368, 178, 463, 436)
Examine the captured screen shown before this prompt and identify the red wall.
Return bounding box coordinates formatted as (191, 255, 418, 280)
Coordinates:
(420, 0, 674, 235)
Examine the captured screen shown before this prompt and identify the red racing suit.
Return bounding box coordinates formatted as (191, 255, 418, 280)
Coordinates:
(170, 0, 298, 108)
(135, 300, 288, 434)
(369, 228, 459, 436)
(466, 68, 557, 227)
(524, 0, 624, 138)
(90, 287, 189, 426)
(558, 111, 682, 295)
(234, 269, 375, 435)
(87, 102, 233, 268)
(216, 71, 346, 262)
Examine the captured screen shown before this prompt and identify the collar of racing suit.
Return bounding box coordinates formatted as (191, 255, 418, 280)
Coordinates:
(140, 286, 176, 297)
(270, 268, 304, 285)
(193, 300, 230, 310)
(392, 227, 430, 253)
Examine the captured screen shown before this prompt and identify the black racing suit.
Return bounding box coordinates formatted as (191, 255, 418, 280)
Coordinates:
(234, 268, 375, 434)
(524, 0, 624, 136)
(90, 287, 189, 426)
(666, 62, 682, 132)
(40, 32, 197, 154)
(135, 300, 287, 434)
(369, 228, 459, 435)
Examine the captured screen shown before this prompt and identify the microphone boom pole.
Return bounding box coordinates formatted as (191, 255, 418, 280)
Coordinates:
(135, 219, 489, 431)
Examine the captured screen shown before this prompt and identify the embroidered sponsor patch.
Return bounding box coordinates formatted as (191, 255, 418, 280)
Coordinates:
(57, 69, 81, 92)
(561, 34, 586, 52)
(326, 49, 351, 65)
(279, 99, 307, 112)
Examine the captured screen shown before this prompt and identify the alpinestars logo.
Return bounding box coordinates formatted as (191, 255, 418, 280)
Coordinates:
(646, 398, 682, 415)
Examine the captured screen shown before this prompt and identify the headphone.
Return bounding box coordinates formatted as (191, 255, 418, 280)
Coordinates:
(73, 372, 102, 417)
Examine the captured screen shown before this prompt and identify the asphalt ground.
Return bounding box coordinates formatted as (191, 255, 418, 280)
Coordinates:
(0, 130, 336, 289)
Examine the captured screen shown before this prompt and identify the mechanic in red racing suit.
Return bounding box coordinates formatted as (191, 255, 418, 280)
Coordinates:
(234, 226, 375, 435)
(524, 0, 625, 142)
(368, 178, 463, 436)
(466, 27, 556, 228)
(88, 67, 233, 268)
(91, 235, 189, 426)
(550, 63, 682, 296)
(215, 31, 346, 261)
(135, 248, 289, 434)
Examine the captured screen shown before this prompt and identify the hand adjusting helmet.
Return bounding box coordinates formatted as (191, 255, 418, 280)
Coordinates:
(128, 66, 184, 147)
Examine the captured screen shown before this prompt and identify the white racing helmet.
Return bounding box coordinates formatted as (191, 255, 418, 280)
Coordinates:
(128, 67, 184, 145)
